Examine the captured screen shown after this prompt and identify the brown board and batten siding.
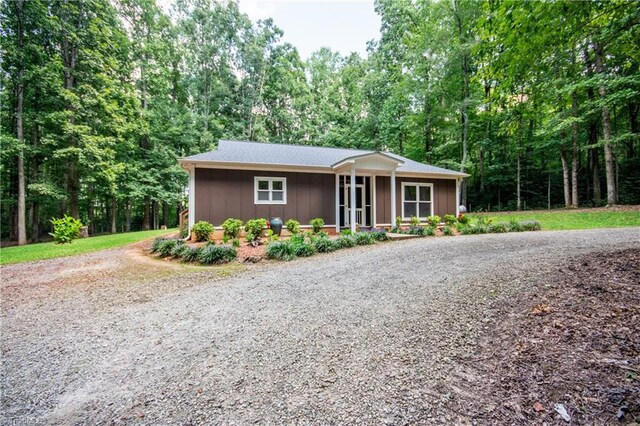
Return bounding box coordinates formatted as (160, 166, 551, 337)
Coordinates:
(194, 168, 336, 225)
(375, 176, 457, 224)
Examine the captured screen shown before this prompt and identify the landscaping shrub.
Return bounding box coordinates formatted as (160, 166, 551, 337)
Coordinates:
(407, 226, 427, 236)
(171, 242, 191, 258)
(244, 218, 267, 242)
(426, 215, 441, 227)
(442, 226, 454, 236)
(460, 225, 488, 235)
(221, 218, 243, 239)
(311, 235, 338, 253)
(476, 216, 491, 226)
(340, 229, 353, 236)
(309, 218, 325, 233)
(266, 240, 297, 261)
(285, 219, 300, 234)
(197, 244, 237, 264)
(49, 215, 83, 244)
(353, 232, 375, 245)
(293, 240, 316, 257)
(335, 235, 356, 248)
(508, 219, 523, 232)
(410, 216, 420, 227)
(457, 214, 470, 225)
(395, 216, 402, 229)
(180, 246, 202, 262)
(487, 222, 509, 233)
(151, 237, 168, 253)
(444, 214, 457, 226)
(369, 228, 388, 241)
(157, 239, 181, 257)
(231, 238, 241, 248)
(192, 221, 214, 242)
(424, 226, 436, 236)
(519, 220, 542, 231)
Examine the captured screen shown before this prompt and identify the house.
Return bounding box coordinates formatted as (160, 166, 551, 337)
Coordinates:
(178, 140, 468, 233)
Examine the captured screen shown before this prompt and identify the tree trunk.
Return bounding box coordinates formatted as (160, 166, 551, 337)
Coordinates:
(143, 196, 151, 230)
(629, 101, 638, 158)
(162, 201, 169, 228)
(560, 146, 571, 207)
(152, 200, 158, 230)
(125, 198, 131, 232)
(590, 148, 601, 204)
(15, 0, 27, 246)
(111, 196, 117, 233)
(594, 42, 617, 205)
(87, 185, 95, 235)
(570, 91, 579, 207)
(455, 1, 470, 207)
(516, 152, 521, 211)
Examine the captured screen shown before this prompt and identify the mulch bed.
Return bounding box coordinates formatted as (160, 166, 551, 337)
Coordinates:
(446, 249, 640, 424)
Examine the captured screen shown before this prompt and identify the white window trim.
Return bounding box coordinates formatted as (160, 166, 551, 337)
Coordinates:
(254, 176, 287, 205)
(401, 182, 434, 220)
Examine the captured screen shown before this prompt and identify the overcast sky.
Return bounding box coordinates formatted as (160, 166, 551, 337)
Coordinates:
(237, 0, 381, 59)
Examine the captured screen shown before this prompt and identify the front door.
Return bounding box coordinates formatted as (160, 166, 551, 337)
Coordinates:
(344, 183, 366, 226)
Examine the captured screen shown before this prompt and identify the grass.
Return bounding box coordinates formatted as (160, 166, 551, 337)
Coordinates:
(0, 228, 178, 265)
(471, 209, 640, 231)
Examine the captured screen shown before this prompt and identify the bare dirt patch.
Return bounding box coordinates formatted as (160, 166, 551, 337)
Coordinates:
(444, 249, 640, 424)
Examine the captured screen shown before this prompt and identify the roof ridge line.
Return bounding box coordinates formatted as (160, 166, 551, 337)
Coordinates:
(219, 139, 375, 153)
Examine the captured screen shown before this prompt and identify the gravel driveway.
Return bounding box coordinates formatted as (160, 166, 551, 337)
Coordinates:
(2, 228, 639, 424)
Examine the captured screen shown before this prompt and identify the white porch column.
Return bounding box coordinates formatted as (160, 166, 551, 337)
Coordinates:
(335, 173, 340, 233)
(188, 164, 195, 232)
(372, 176, 377, 227)
(455, 178, 461, 216)
(390, 169, 396, 225)
(350, 166, 357, 233)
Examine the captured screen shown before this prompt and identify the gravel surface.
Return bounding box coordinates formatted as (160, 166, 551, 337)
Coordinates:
(2, 228, 639, 424)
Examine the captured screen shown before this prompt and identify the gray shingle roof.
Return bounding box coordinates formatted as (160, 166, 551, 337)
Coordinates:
(180, 140, 467, 177)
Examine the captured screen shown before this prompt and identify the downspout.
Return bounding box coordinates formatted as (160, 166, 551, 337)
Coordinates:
(181, 163, 195, 242)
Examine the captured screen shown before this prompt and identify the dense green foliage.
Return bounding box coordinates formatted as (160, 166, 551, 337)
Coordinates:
(309, 218, 325, 233)
(285, 219, 300, 234)
(191, 221, 214, 242)
(221, 218, 243, 239)
(197, 244, 237, 264)
(49, 215, 83, 244)
(0, 228, 175, 265)
(244, 218, 267, 242)
(2, 0, 638, 245)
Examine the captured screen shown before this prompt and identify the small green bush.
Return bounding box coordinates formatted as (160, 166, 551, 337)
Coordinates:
(49, 215, 83, 244)
(395, 216, 402, 229)
(192, 221, 215, 242)
(426, 215, 441, 227)
(410, 216, 420, 227)
(460, 225, 487, 235)
(487, 222, 509, 233)
(293, 240, 316, 257)
(231, 238, 241, 248)
(181, 246, 202, 262)
(508, 219, 523, 232)
(171, 242, 191, 258)
(335, 235, 356, 248)
(151, 238, 167, 253)
(476, 216, 491, 226)
(407, 226, 427, 236)
(266, 240, 297, 261)
(370, 228, 388, 241)
(157, 239, 181, 257)
(424, 226, 436, 236)
(221, 218, 243, 239)
(519, 220, 541, 231)
(285, 219, 300, 234)
(444, 214, 457, 226)
(311, 235, 338, 253)
(442, 226, 454, 236)
(197, 244, 237, 264)
(309, 218, 325, 233)
(353, 232, 375, 245)
(244, 218, 267, 242)
(457, 214, 470, 225)
(340, 229, 353, 236)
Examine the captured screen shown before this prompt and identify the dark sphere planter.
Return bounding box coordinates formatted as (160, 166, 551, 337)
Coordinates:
(269, 217, 283, 236)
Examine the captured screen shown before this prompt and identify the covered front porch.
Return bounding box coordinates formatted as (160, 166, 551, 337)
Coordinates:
(333, 152, 401, 233)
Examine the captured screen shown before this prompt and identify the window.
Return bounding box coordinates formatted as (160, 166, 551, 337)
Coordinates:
(401, 182, 433, 219)
(254, 177, 287, 204)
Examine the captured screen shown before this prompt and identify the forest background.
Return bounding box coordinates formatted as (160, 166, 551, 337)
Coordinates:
(1, 0, 638, 244)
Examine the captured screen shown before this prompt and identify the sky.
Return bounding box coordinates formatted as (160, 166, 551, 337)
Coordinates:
(237, 0, 381, 59)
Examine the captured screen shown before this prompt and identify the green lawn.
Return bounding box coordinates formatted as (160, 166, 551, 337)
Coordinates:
(0, 228, 178, 265)
(471, 209, 640, 231)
